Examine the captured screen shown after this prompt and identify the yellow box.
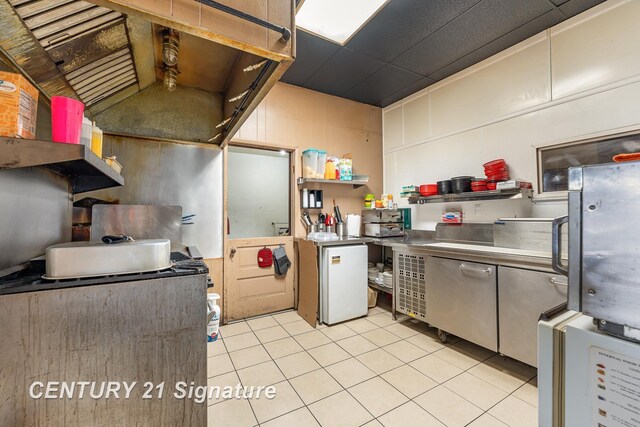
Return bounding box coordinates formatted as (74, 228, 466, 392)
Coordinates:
(0, 71, 39, 139)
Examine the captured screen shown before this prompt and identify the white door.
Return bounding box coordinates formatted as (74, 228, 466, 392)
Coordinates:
(225, 146, 295, 321)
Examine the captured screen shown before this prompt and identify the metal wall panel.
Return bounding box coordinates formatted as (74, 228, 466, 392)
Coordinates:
(86, 135, 224, 258)
(0, 168, 72, 269)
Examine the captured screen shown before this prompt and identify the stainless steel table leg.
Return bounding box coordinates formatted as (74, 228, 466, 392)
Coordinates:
(392, 290, 396, 320)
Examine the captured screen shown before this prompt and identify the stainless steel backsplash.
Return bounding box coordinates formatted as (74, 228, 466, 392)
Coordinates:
(435, 223, 494, 245)
(494, 218, 568, 254)
(84, 135, 223, 259)
(0, 168, 71, 269)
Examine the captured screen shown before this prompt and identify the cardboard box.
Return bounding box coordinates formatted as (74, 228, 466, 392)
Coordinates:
(0, 71, 39, 139)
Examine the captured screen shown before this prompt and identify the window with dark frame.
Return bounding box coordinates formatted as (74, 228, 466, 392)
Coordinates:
(538, 132, 640, 193)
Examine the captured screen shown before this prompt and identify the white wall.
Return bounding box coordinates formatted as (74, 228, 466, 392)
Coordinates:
(227, 148, 290, 238)
(383, 0, 640, 230)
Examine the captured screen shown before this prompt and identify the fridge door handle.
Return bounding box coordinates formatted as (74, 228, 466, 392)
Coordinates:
(552, 215, 569, 276)
(459, 263, 492, 275)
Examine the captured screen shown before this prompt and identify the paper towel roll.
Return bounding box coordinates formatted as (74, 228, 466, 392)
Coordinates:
(346, 214, 361, 237)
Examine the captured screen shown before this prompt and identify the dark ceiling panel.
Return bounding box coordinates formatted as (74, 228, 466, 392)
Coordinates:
(558, 0, 606, 18)
(380, 76, 435, 108)
(302, 47, 385, 97)
(280, 29, 340, 86)
(281, 0, 605, 106)
(344, 65, 426, 106)
(428, 8, 565, 81)
(344, 0, 481, 62)
(392, 0, 553, 76)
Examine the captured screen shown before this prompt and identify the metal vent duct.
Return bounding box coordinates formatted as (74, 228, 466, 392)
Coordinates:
(10, 0, 139, 107)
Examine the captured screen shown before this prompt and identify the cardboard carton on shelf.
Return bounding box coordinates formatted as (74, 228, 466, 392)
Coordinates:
(0, 71, 39, 139)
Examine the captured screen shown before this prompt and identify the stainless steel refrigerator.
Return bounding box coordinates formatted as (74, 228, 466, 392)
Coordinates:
(541, 160, 640, 426)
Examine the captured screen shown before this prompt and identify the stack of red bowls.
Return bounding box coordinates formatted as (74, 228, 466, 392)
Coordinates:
(483, 159, 509, 190)
(419, 184, 438, 196)
(471, 179, 488, 192)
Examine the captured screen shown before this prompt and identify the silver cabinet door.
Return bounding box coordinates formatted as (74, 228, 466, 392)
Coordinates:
(426, 256, 498, 351)
(498, 267, 568, 367)
(581, 162, 640, 328)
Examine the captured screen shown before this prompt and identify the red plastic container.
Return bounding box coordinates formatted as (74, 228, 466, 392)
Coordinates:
(420, 184, 438, 196)
(484, 165, 509, 174)
(487, 181, 498, 190)
(486, 174, 510, 181)
(51, 96, 84, 144)
(483, 159, 506, 169)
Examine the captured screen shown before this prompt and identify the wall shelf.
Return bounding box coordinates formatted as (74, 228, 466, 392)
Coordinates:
(297, 177, 368, 189)
(408, 188, 533, 204)
(0, 137, 124, 194)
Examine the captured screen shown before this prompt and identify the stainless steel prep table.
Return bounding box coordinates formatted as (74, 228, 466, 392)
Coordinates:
(369, 235, 561, 320)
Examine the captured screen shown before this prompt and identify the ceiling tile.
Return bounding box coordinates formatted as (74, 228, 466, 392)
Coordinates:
(345, 0, 481, 63)
(558, 0, 606, 18)
(380, 76, 435, 108)
(428, 9, 565, 81)
(302, 47, 386, 97)
(392, 0, 553, 76)
(281, 29, 340, 86)
(344, 65, 426, 106)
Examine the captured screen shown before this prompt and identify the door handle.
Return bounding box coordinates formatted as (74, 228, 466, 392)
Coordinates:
(230, 248, 236, 258)
(549, 277, 568, 287)
(459, 263, 492, 275)
(552, 215, 569, 276)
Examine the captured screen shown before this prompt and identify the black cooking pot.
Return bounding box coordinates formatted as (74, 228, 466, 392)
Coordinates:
(437, 180, 452, 195)
(451, 176, 473, 193)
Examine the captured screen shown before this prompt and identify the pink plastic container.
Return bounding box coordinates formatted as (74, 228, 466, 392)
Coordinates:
(51, 96, 84, 144)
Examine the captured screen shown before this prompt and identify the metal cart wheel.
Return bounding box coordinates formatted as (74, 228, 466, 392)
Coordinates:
(437, 329, 448, 343)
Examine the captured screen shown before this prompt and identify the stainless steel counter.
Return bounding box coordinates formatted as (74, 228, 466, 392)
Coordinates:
(368, 236, 409, 247)
(372, 237, 559, 271)
(408, 242, 557, 271)
(311, 237, 374, 247)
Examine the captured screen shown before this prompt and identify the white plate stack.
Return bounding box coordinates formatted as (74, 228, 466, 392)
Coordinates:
(368, 267, 379, 283)
(382, 271, 393, 288)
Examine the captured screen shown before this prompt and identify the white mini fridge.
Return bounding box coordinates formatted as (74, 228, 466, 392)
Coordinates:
(320, 245, 368, 325)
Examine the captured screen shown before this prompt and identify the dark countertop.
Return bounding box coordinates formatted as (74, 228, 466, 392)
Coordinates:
(0, 254, 209, 295)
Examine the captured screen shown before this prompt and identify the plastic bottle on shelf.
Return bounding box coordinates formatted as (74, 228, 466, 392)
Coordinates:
(207, 293, 221, 342)
(91, 122, 103, 158)
(324, 159, 336, 180)
(80, 115, 92, 147)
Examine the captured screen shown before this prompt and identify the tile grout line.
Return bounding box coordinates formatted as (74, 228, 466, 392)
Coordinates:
(254, 313, 336, 426)
(216, 309, 537, 427)
(213, 320, 263, 426)
(249, 315, 311, 425)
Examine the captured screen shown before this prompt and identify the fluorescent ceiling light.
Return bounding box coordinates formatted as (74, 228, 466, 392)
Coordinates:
(296, 0, 388, 45)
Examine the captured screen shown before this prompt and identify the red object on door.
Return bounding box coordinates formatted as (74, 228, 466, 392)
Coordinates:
(257, 247, 273, 268)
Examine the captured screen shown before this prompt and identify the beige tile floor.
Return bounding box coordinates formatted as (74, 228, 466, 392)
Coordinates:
(207, 304, 537, 427)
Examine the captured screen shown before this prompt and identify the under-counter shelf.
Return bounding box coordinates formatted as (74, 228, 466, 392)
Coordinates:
(368, 280, 393, 295)
(408, 188, 532, 204)
(297, 177, 369, 189)
(0, 137, 124, 194)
